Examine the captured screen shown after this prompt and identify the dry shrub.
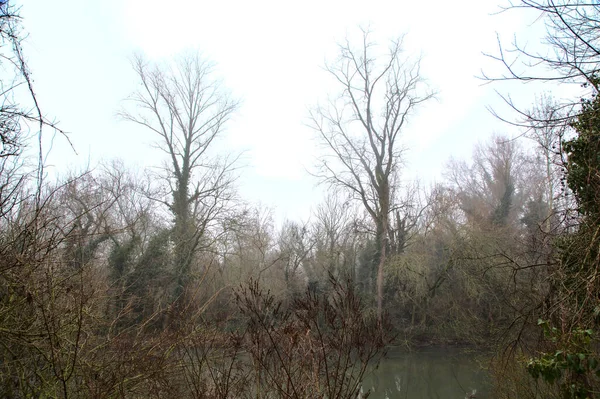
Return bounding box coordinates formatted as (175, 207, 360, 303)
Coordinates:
(236, 275, 393, 399)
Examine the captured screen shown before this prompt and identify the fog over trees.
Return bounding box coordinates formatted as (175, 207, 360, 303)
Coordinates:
(2, 1, 600, 398)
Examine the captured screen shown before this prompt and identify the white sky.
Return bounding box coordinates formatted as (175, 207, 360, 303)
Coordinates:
(19, 0, 566, 223)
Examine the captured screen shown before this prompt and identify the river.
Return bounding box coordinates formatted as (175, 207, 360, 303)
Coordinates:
(361, 347, 491, 399)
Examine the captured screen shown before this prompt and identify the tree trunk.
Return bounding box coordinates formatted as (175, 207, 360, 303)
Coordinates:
(173, 171, 194, 300)
(375, 210, 389, 325)
(377, 238, 386, 325)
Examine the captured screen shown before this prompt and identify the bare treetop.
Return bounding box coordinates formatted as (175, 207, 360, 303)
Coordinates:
(121, 53, 239, 180)
(311, 29, 433, 220)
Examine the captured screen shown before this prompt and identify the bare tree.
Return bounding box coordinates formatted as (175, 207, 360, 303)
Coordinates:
(525, 95, 576, 229)
(309, 28, 434, 321)
(120, 53, 239, 300)
(483, 0, 600, 129)
(277, 219, 315, 291)
(489, 0, 600, 87)
(313, 193, 353, 278)
(216, 205, 283, 286)
(311, 192, 369, 284)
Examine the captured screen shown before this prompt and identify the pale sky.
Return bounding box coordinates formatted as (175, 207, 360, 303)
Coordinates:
(19, 0, 566, 223)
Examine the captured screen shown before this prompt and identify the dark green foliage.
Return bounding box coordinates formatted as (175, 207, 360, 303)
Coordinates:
(130, 229, 171, 287)
(108, 229, 173, 328)
(357, 238, 378, 298)
(521, 195, 547, 232)
(520, 83, 600, 399)
(492, 181, 514, 226)
(64, 227, 110, 270)
(124, 229, 172, 323)
(565, 88, 600, 219)
(108, 235, 139, 281)
(549, 89, 600, 326)
(527, 320, 600, 399)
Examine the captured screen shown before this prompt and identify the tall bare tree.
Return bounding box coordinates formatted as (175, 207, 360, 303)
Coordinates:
(310, 28, 434, 321)
(120, 53, 239, 301)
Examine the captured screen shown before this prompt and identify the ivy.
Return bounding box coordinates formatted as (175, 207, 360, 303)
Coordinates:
(527, 320, 599, 399)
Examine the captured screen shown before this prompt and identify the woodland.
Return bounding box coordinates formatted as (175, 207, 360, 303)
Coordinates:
(2, 1, 600, 398)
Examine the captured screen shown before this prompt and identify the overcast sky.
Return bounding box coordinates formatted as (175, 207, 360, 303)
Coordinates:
(19, 0, 563, 223)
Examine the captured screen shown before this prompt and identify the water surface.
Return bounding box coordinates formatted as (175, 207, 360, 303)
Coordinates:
(362, 347, 491, 399)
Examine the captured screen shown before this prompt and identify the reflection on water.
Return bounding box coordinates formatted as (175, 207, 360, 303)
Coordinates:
(361, 347, 490, 399)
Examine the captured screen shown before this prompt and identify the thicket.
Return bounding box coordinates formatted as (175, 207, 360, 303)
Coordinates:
(485, 1, 600, 398)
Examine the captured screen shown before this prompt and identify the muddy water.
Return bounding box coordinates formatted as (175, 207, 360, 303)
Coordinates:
(361, 347, 491, 399)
